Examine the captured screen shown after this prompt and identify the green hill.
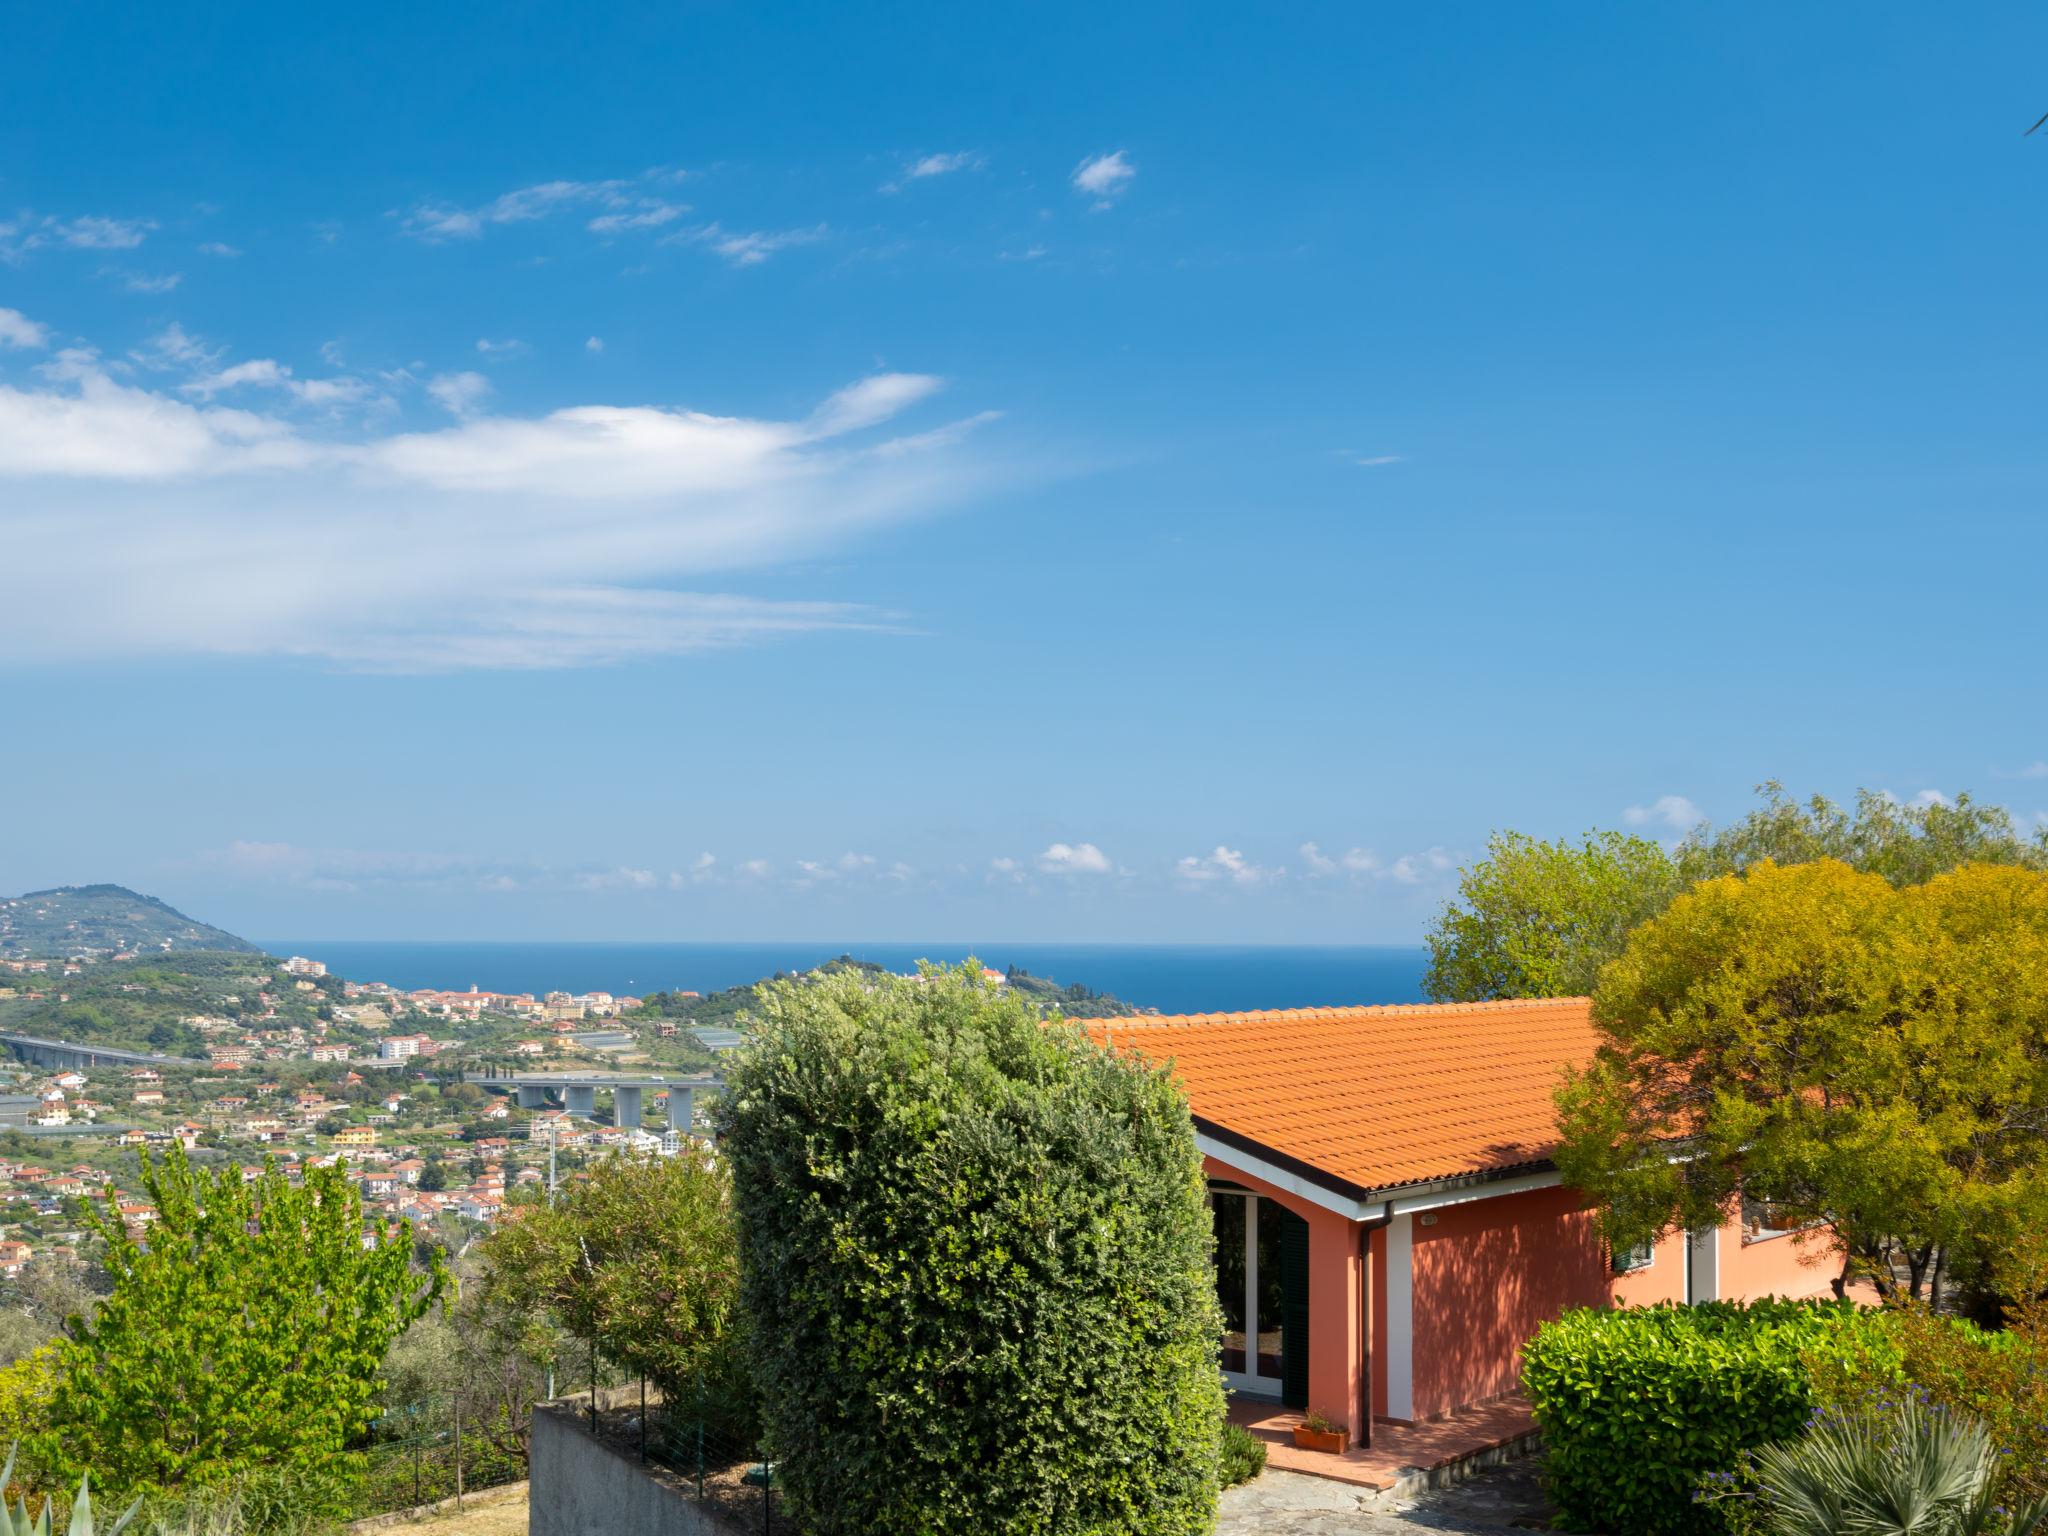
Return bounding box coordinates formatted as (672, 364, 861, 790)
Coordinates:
(0, 885, 261, 961)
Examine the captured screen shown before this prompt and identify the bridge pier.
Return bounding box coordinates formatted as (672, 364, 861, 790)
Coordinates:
(517, 1085, 549, 1109)
(667, 1086, 696, 1134)
(612, 1085, 643, 1130)
(564, 1085, 596, 1118)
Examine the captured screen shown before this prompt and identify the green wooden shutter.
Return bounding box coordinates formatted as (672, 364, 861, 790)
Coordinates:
(1279, 1207, 1310, 1409)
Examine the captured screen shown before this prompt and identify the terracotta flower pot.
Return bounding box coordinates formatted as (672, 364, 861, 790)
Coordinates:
(1292, 1424, 1348, 1454)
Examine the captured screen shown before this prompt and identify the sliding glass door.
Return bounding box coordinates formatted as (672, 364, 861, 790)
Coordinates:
(1210, 1185, 1305, 1404)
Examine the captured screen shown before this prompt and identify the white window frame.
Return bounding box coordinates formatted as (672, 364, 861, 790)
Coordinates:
(1212, 1187, 1285, 1399)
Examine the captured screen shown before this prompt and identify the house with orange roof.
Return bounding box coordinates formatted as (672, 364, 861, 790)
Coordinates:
(1088, 998, 1836, 1447)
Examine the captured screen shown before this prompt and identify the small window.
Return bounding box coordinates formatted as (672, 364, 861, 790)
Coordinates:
(1742, 1193, 1798, 1241)
(1612, 1240, 1655, 1274)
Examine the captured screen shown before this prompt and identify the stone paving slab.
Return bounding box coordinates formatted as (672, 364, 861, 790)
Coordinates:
(1216, 1460, 1551, 1535)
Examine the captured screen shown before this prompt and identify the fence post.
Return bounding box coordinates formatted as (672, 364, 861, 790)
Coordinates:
(639, 1375, 647, 1462)
(413, 1438, 422, 1509)
(589, 1338, 598, 1431)
(454, 1396, 464, 1508)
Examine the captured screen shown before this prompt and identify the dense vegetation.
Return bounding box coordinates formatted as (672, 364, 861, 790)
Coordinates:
(1526, 1296, 2048, 1535)
(1556, 858, 2048, 1305)
(1523, 1300, 1895, 1535)
(0, 886, 259, 962)
(31, 1148, 446, 1506)
(1425, 784, 2046, 1004)
(716, 962, 1222, 1536)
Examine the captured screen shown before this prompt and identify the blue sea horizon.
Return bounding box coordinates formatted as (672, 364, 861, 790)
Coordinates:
(253, 940, 1432, 1017)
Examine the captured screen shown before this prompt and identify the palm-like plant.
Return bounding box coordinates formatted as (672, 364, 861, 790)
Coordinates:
(0, 1445, 141, 1536)
(1755, 1396, 2048, 1536)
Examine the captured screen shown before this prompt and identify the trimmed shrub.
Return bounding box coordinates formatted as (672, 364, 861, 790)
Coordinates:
(715, 963, 1225, 1536)
(1522, 1300, 1899, 1536)
(1216, 1423, 1266, 1489)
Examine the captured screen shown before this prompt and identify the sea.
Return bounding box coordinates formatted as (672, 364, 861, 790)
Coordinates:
(252, 941, 1431, 1017)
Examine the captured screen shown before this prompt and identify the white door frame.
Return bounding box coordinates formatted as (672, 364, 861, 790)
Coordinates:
(1216, 1189, 1286, 1398)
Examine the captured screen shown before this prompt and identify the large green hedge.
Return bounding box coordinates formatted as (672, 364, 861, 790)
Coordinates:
(1521, 1299, 1900, 1536)
(714, 962, 1225, 1536)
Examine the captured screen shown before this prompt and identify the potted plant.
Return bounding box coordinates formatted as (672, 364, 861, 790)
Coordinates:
(1291, 1410, 1349, 1454)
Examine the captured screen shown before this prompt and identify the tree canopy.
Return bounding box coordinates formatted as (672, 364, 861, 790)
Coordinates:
(1553, 859, 2048, 1302)
(1426, 783, 2048, 1002)
(33, 1148, 446, 1499)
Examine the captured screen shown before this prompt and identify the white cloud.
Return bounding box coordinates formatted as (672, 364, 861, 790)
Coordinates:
(0, 336, 998, 670)
(475, 337, 530, 358)
(1071, 151, 1136, 207)
(1300, 841, 1383, 878)
(1909, 788, 1949, 809)
(1351, 454, 1402, 468)
(426, 371, 493, 418)
(0, 309, 48, 349)
(1038, 842, 1112, 875)
(119, 271, 182, 294)
(806, 374, 943, 438)
(881, 151, 986, 193)
(55, 215, 155, 250)
(199, 242, 242, 258)
(574, 866, 659, 892)
(737, 859, 775, 879)
(1622, 795, 1706, 833)
(402, 179, 628, 241)
(1174, 846, 1279, 886)
(585, 336, 604, 353)
(1384, 847, 1458, 884)
(588, 200, 687, 235)
(681, 223, 828, 267)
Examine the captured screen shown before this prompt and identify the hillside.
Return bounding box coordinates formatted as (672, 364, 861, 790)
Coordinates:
(625, 954, 1152, 1040)
(0, 885, 261, 961)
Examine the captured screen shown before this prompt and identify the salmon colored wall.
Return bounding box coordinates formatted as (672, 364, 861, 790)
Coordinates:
(1609, 1226, 1688, 1307)
(1202, 1157, 1364, 1433)
(1715, 1216, 1841, 1302)
(1408, 1186, 1613, 1421)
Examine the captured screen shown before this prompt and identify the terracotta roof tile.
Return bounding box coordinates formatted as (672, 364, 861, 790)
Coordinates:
(1086, 998, 1599, 1195)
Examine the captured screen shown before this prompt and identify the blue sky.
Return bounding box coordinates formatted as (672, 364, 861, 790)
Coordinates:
(4, 3, 2048, 943)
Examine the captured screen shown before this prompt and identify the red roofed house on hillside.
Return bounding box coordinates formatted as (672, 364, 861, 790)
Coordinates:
(1087, 998, 1835, 1450)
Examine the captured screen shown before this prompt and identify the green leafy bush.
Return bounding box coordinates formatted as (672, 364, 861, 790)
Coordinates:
(1216, 1423, 1266, 1489)
(715, 962, 1225, 1536)
(1811, 1302, 2048, 1507)
(1522, 1300, 1900, 1536)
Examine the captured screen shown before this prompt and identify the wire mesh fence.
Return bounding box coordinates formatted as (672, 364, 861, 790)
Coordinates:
(348, 1393, 530, 1520)
(566, 1377, 786, 1533)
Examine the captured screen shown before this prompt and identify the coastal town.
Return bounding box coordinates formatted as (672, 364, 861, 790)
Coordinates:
(0, 942, 734, 1258)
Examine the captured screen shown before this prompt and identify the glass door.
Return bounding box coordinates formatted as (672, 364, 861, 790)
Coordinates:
(1211, 1187, 1287, 1399)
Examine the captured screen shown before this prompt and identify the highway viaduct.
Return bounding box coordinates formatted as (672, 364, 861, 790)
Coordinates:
(465, 1069, 721, 1132)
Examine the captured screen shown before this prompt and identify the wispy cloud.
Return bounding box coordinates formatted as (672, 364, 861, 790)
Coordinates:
(116, 270, 182, 294)
(1995, 761, 2048, 780)
(1174, 845, 1280, 886)
(1299, 842, 1381, 878)
(587, 200, 687, 235)
(2, 212, 157, 263)
(1071, 150, 1136, 208)
(1621, 795, 1705, 833)
(475, 337, 531, 358)
(198, 241, 242, 258)
(881, 151, 986, 193)
(0, 319, 1002, 671)
(679, 222, 828, 267)
(400, 173, 692, 243)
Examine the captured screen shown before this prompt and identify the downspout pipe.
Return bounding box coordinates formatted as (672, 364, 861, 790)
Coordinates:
(1357, 1202, 1393, 1447)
